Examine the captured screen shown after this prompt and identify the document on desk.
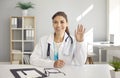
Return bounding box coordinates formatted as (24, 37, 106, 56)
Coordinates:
(44, 68, 66, 77)
(44, 68, 59, 72)
(17, 70, 42, 78)
(10, 68, 47, 78)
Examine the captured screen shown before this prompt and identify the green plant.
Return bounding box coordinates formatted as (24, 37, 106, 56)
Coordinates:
(110, 61, 120, 71)
(16, 2, 34, 10)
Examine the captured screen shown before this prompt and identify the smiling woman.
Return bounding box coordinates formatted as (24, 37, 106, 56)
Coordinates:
(30, 11, 87, 68)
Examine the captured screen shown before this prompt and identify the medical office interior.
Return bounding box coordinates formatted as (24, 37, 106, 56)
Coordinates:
(0, 0, 120, 78)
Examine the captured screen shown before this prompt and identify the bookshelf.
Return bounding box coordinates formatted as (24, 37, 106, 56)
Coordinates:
(10, 16, 36, 64)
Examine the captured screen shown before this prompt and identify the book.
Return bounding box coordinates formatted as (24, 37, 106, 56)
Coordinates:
(17, 17, 22, 28)
(11, 17, 17, 28)
(23, 54, 30, 64)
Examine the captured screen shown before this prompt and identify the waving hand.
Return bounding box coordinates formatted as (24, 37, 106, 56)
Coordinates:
(75, 24, 85, 42)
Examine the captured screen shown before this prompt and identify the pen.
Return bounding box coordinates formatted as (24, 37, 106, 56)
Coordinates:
(22, 70, 27, 75)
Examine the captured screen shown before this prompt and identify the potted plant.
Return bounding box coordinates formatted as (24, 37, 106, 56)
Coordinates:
(110, 60, 120, 78)
(16, 2, 34, 16)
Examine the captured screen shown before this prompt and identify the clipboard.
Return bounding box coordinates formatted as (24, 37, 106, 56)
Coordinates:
(10, 68, 47, 78)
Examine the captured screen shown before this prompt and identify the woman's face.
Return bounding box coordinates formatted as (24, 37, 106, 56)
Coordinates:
(53, 16, 68, 35)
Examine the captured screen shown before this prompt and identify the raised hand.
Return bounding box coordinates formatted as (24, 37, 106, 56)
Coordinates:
(75, 24, 85, 42)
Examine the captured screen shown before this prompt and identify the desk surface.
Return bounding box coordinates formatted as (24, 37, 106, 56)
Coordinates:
(0, 64, 112, 78)
(93, 41, 120, 48)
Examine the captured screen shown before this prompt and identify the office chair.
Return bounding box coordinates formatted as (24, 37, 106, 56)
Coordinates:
(84, 28, 95, 64)
(86, 42, 96, 64)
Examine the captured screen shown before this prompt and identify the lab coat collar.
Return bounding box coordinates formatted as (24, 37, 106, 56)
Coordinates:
(47, 32, 69, 45)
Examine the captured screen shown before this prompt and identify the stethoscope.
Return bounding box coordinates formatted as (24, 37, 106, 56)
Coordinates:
(47, 35, 73, 58)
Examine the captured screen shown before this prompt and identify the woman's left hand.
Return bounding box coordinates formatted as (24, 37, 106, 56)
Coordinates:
(54, 60, 65, 68)
(75, 24, 85, 42)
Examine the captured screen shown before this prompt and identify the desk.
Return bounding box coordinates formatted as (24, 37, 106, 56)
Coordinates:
(93, 42, 120, 62)
(0, 64, 112, 78)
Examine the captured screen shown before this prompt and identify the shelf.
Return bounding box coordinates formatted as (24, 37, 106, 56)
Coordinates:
(12, 50, 22, 54)
(23, 52, 32, 54)
(24, 40, 34, 42)
(10, 16, 36, 64)
(23, 28, 35, 30)
(12, 40, 22, 42)
(11, 28, 22, 30)
(11, 40, 34, 42)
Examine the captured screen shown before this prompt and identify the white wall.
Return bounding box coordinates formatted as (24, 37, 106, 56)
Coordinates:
(107, 0, 120, 62)
(0, 0, 107, 62)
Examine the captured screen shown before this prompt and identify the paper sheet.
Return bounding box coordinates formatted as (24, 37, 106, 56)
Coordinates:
(45, 68, 59, 73)
(17, 70, 42, 78)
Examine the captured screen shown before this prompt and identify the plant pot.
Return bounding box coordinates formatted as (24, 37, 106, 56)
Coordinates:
(22, 10, 28, 16)
(110, 70, 120, 78)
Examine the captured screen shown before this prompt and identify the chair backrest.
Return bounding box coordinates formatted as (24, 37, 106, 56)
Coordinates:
(84, 28, 93, 55)
(113, 56, 120, 62)
(84, 28, 95, 64)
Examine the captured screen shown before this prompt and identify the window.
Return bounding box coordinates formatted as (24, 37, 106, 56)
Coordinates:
(108, 0, 120, 44)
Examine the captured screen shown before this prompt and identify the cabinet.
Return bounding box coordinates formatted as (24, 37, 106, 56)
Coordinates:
(10, 16, 36, 64)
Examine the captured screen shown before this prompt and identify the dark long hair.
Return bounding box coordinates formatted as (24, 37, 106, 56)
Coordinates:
(52, 11, 73, 44)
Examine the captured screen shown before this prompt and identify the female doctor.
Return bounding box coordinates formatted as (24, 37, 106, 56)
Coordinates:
(30, 11, 87, 68)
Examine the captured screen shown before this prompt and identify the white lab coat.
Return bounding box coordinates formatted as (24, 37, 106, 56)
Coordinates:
(30, 33, 87, 67)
